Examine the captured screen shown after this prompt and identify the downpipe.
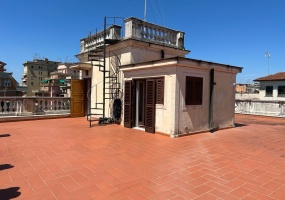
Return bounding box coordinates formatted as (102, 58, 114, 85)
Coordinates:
(209, 68, 215, 133)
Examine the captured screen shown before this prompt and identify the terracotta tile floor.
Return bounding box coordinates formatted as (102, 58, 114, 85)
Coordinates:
(0, 114, 285, 200)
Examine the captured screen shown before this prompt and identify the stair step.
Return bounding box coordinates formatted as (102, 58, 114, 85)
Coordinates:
(89, 51, 103, 54)
(105, 88, 120, 90)
(96, 45, 105, 49)
(88, 58, 101, 61)
(88, 113, 103, 115)
(105, 39, 120, 45)
(99, 70, 110, 72)
(88, 52, 103, 55)
(88, 119, 99, 122)
(90, 108, 103, 110)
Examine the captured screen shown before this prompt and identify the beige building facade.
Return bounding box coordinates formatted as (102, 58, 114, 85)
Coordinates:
(22, 58, 59, 96)
(76, 17, 242, 137)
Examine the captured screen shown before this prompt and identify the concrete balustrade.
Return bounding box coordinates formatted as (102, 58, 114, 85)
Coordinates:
(235, 99, 285, 117)
(125, 17, 185, 49)
(80, 17, 185, 53)
(0, 97, 70, 117)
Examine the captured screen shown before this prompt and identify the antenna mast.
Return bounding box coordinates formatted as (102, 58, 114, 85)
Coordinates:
(265, 51, 270, 75)
(144, 0, 147, 21)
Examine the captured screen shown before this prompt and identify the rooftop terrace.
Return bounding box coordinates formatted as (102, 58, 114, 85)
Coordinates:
(0, 114, 285, 199)
(80, 17, 185, 53)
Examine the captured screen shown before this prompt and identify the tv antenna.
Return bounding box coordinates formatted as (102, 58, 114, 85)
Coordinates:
(265, 51, 270, 75)
(144, 0, 147, 21)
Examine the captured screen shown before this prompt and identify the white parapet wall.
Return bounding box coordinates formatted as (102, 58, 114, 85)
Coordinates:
(235, 99, 285, 117)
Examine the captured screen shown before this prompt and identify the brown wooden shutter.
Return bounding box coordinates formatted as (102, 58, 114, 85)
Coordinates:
(185, 77, 194, 105)
(124, 80, 132, 128)
(156, 78, 164, 104)
(194, 78, 203, 105)
(185, 76, 203, 105)
(145, 79, 155, 133)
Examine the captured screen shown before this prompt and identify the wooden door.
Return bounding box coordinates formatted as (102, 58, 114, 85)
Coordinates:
(70, 79, 84, 117)
(124, 80, 133, 128)
(145, 79, 155, 133)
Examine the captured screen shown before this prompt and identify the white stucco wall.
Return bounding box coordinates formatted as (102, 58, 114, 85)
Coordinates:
(176, 67, 210, 134)
(175, 62, 239, 135)
(235, 93, 260, 100)
(212, 71, 236, 129)
(123, 66, 177, 136)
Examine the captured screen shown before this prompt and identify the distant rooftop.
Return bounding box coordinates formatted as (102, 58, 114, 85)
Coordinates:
(0, 61, 7, 72)
(254, 72, 285, 81)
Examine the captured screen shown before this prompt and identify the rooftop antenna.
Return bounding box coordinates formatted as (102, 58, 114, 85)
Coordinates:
(144, 0, 147, 21)
(265, 51, 270, 75)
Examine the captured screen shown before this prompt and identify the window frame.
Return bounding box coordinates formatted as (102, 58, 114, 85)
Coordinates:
(185, 76, 203, 105)
(265, 86, 273, 97)
(278, 85, 285, 97)
(4, 79, 11, 87)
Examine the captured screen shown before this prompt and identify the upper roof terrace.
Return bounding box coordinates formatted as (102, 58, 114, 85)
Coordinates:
(80, 17, 185, 53)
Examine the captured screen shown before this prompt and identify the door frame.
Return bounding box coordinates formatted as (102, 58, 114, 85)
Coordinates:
(70, 79, 85, 117)
(124, 78, 156, 133)
(135, 79, 146, 128)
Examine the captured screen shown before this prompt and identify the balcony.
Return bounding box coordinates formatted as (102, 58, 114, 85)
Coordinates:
(0, 96, 70, 122)
(80, 17, 185, 53)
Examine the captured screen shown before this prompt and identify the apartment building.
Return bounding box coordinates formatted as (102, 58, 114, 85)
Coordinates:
(21, 58, 60, 96)
(39, 63, 81, 97)
(0, 61, 22, 96)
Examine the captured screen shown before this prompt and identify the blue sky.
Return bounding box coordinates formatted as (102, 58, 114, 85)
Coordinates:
(1, 0, 284, 83)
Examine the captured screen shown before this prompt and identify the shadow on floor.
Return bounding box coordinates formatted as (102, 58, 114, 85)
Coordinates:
(0, 134, 11, 138)
(0, 164, 14, 171)
(0, 187, 21, 200)
(235, 123, 247, 127)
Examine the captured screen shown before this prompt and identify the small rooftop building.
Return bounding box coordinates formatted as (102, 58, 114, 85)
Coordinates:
(74, 17, 242, 137)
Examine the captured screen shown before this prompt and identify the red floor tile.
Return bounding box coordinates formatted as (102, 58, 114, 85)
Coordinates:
(229, 186, 253, 199)
(0, 114, 285, 199)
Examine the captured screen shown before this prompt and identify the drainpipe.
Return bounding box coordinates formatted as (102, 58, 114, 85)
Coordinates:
(209, 68, 215, 133)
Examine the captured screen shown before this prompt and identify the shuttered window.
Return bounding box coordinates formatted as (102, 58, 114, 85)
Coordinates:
(156, 78, 164, 104)
(124, 81, 133, 128)
(185, 76, 203, 105)
(145, 79, 156, 133)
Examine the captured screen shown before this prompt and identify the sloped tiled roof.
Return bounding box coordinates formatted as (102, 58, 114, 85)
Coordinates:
(254, 72, 285, 81)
